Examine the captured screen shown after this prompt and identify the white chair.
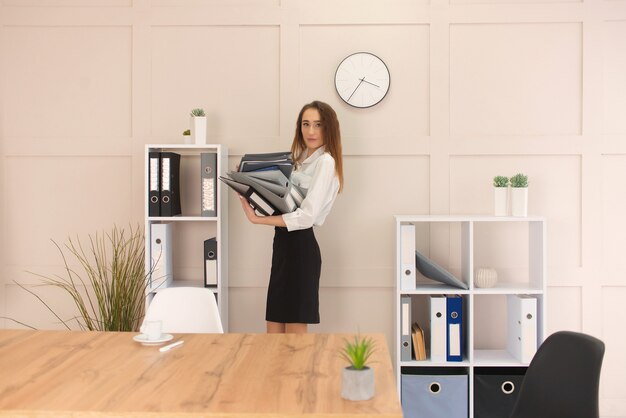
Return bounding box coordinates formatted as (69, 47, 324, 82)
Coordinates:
(143, 287, 224, 334)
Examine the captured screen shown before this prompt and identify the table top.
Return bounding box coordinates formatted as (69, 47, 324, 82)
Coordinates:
(0, 330, 402, 418)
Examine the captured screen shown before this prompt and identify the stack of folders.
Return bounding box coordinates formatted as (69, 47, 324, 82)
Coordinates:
(429, 295, 464, 362)
(219, 151, 306, 216)
(507, 295, 538, 364)
(148, 152, 182, 217)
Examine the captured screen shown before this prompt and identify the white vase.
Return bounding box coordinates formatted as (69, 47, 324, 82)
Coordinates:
(191, 116, 207, 145)
(510, 187, 528, 217)
(183, 135, 192, 144)
(475, 268, 498, 288)
(341, 366, 375, 401)
(494, 187, 508, 216)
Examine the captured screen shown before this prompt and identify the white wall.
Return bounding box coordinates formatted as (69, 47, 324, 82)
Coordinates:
(1, 0, 625, 415)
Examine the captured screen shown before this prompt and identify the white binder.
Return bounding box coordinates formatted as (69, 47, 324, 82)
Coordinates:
(400, 224, 416, 290)
(150, 223, 173, 291)
(429, 295, 447, 362)
(507, 295, 537, 364)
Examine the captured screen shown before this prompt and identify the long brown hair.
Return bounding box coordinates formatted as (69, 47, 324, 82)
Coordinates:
(291, 100, 344, 192)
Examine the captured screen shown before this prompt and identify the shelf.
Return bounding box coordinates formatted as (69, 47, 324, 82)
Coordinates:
(472, 350, 529, 367)
(148, 216, 218, 222)
(145, 144, 229, 331)
(395, 215, 546, 418)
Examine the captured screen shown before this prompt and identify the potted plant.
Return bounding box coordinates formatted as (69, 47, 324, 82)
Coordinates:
(339, 334, 377, 401)
(182, 129, 191, 144)
(493, 175, 509, 216)
(16, 225, 151, 332)
(190, 108, 207, 145)
(510, 173, 529, 216)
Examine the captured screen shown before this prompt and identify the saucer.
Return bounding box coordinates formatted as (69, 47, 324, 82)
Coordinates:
(133, 333, 174, 345)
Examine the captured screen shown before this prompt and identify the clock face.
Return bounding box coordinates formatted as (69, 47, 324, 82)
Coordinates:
(334, 52, 390, 108)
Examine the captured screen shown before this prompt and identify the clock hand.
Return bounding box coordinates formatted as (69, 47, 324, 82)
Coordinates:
(361, 78, 380, 88)
(348, 78, 365, 102)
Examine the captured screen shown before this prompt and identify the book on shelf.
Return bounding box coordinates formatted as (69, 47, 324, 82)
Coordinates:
(411, 322, 427, 361)
(219, 151, 306, 216)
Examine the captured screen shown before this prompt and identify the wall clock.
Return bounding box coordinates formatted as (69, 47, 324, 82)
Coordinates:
(334, 52, 390, 108)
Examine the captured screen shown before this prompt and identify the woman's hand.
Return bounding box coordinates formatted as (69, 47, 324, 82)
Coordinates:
(239, 195, 259, 224)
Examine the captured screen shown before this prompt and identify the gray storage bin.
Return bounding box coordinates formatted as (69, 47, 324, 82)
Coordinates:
(401, 368, 468, 418)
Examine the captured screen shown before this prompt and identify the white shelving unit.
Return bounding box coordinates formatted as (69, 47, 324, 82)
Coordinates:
(394, 215, 547, 418)
(145, 144, 228, 331)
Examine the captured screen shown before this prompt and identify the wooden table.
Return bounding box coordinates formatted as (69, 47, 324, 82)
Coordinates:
(0, 330, 402, 418)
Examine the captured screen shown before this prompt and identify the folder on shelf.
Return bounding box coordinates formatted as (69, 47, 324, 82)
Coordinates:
(400, 224, 416, 290)
(150, 223, 173, 291)
(201, 153, 217, 217)
(160, 152, 182, 217)
(507, 295, 537, 364)
(429, 295, 447, 362)
(411, 322, 427, 361)
(401, 296, 412, 362)
(204, 238, 217, 287)
(148, 152, 161, 217)
(415, 249, 468, 290)
(219, 176, 275, 216)
(446, 295, 463, 362)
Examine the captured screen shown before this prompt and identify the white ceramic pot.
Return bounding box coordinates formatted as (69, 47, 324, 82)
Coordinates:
(475, 268, 498, 288)
(494, 187, 508, 216)
(341, 366, 375, 401)
(191, 116, 207, 145)
(510, 187, 528, 217)
(183, 135, 192, 144)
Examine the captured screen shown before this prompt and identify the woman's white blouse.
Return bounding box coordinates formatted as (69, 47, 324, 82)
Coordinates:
(282, 147, 340, 231)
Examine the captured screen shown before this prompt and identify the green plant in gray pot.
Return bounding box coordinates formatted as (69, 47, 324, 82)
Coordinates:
(510, 173, 529, 216)
(339, 334, 377, 401)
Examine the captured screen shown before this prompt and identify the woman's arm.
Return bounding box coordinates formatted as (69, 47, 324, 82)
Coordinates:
(239, 196, 287, 227)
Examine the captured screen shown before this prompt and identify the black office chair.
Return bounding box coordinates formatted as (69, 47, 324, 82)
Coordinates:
(509, 330, 605, 418)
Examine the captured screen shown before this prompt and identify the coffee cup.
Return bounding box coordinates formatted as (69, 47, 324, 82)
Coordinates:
(141, 320, 162, 341)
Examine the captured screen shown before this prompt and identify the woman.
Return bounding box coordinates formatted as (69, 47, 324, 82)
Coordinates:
(239, 100, 344, 334)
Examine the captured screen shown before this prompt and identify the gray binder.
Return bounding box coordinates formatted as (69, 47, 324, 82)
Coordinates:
(228, 170, 298, 214)
(415, 249, 469, 290)
(201, 153, 217, 217)
(401, 296, 412, 361)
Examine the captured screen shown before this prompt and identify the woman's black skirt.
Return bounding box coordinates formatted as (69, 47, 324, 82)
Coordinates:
(265, 227, 321, 324)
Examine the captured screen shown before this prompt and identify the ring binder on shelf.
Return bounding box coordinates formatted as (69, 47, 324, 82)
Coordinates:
(204, 238, 217, 287)
(160, 152, 182, 217)
(149, 152, 161, 217)
(201, 153, 217, 217)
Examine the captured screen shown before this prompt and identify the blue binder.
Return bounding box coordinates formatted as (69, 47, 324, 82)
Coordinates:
(446, 295, 463, 362)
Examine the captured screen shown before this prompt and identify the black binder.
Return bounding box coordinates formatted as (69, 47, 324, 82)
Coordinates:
(160, 152, 182, 217)
(148, 151, 161, 217)
(204, 238, 217, 287)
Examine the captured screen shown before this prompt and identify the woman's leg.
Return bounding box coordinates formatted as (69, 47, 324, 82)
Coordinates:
(267, 321, 286, 333)
(285, 323, 308, 334)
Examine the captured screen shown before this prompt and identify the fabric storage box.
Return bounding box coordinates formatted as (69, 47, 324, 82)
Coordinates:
(401, 367, 468, 418)
(474, 367, 526, 418)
